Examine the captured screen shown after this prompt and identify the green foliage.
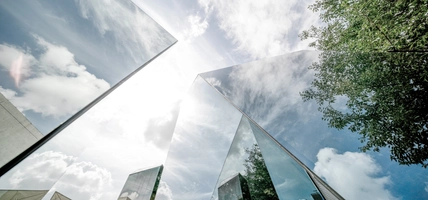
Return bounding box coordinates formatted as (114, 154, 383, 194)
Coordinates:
(243, 144, 279, 200)
(300, 0, 428, 167)
(301, 0, 428, 52)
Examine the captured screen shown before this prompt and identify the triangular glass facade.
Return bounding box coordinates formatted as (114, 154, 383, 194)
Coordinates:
(249, 117, 323, 200)
(155, 76, 242, 200)
(208, 113, 334, 200)
(0, 0, 176, 170)
(211, 116, 278, 200)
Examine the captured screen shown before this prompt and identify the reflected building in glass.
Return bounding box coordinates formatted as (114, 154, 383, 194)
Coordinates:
(118, 165, 164, 200)
(218, 173, 251, 200)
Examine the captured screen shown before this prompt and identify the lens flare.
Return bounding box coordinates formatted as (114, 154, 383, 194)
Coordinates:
(10, 54, 24, 87)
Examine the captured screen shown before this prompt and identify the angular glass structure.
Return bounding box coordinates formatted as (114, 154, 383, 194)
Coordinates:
(118, 165, 164, 200)
(200, 52, 428, 200)
(0, 0, 176, 169)
(1, 8, 426, 198)
(0, 53, 345, 200)
(156, 76, 243, 200)
(156, 75, 343, 200)
(211, 116, 278, 200)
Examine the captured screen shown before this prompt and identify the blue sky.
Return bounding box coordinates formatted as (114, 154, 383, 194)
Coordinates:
(0, 0, 426, 200)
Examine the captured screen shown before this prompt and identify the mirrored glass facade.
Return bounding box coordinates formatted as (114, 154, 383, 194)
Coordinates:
(156, 76, 243, 200)
(1, 2, 425, 198)
(0, 0, 176, 168)
(118, 165, 163, 200)
(200, 52, 428, 200)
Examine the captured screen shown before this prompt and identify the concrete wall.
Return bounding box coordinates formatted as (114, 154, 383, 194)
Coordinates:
(0, 92, 43, 167)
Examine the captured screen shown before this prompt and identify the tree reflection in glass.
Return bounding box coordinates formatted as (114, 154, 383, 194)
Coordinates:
(243, 144, 279, 200)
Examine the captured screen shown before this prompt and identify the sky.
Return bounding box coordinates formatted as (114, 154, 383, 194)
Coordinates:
(0, 0, 426, 200)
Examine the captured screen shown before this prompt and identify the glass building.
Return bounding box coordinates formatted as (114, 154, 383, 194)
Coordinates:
(1, 1, 427, 200)
(118, 165, 163, 200)
(157, 69, 343, 200)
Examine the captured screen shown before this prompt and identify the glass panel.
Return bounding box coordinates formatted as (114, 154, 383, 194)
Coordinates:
(117, 165, 163, 200)
(249, 119, 322, 200)
(211, 116, 278, 200)
(0, 63, 181, 199)
(0, 0, 176, 167)
(200, 52, 323, 168)
(155, 76, 243, 200)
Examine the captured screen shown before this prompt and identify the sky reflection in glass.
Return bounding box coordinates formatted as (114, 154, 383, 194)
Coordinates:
(0, 0, 176, 134)
(155, 76, 242, 200)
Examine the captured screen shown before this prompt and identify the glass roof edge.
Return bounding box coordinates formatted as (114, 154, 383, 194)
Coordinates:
(130, 0, 178, 43)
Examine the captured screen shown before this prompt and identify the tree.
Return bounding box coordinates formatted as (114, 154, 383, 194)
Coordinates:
(243, 144, 279, 199)
(300, 0, 428, 167)
(300, 0, 428, 53)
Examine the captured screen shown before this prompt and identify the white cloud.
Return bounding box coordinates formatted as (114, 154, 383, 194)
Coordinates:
(204, 77, 222, 88)
(198, 0, 320, 59)
(224, 51, 318, 127)
(9, 151, 76, 189)
(55, 160, 113, 200)
(7, 150, 112, 200)
(0, 36, 110, 118)
(183, 14, 209, 40)
(314, 148, 397, 200)
(156, 181, 173, 200)
(75, 0, 176, 63)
